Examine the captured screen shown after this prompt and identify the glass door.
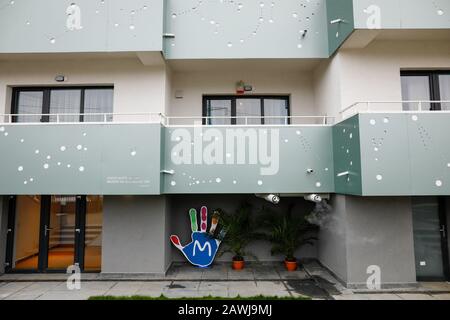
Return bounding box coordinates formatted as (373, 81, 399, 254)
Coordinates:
(5, 196, 42, 271)
(5, 195, 103, 273)
(41, 195, 80, 271)
(412, 197, 450, 280)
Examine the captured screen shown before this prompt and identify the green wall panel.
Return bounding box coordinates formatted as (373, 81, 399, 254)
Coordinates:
(162, 126, 334, 194)
(326, 0, 354, 55)
(164, 0, 330, 59)
(359, 113, 450, 196)
(0, 0, 164, 53)
(0, 124, 161, 195)
(332, 115, 362, 195)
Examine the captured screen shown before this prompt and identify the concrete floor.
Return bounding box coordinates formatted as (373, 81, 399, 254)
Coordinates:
(1, 261, 450, 300)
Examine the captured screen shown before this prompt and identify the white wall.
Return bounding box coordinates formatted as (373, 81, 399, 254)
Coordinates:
(168, 68, 318, 122)
(314, 40, 450, 119)
(0, 57, 170, 117)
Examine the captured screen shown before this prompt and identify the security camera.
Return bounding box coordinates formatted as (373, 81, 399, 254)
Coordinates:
(256, 194, 281, 204)
(304, 194, 322, 203)
(306, 168, 314, 174)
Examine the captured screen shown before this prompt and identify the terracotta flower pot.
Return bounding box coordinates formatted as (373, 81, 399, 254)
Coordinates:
(284, 259, 298, 271)
(232, 259, 245, 270)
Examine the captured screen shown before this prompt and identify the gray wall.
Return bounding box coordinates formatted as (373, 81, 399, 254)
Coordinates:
(102, 195, 170, 274)
(0, 196, 7, 274)
(319, 195, 417, 288)
(318, 195, 348, 283)
(345, 196, 416, 287)
(169, 195, 318, 263)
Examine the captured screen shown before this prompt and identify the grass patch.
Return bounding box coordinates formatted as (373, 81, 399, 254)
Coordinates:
(89, 294, 310, 301)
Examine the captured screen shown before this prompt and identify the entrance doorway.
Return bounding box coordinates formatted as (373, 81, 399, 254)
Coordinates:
(5, 195, 103, 273)
(412, 197, 450, 281)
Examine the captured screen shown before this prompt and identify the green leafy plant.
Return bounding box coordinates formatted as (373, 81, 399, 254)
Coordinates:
(258, 204, 318, 262)
(217, 202, 258, 261)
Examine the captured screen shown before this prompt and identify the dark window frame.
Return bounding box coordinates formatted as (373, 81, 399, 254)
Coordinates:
(202, 95, 290, 125)
(11, 86, 114, 123)
(401, 70, 450, 111)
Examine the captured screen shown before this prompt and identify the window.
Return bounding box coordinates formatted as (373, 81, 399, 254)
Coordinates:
(401, 71, 450, 111)
(203, 95, 290, 125)
(12, 87, 114, 123)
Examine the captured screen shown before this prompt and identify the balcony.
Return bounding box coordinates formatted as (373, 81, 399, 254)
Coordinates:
(0, 113, 334, 195)
(1, 104, 450, 196)
(336, 101, 450, 196)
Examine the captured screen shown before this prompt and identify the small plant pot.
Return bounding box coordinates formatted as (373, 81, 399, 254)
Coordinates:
(232, 259, 245, 270)
(284, 259, 298, 272)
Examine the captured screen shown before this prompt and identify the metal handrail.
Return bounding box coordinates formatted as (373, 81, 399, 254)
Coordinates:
(163, 115, 335, 126)
(0, 113, 335, 126)
(340, 100, 450, 118)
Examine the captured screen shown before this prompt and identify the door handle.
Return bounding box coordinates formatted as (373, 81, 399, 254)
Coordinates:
(44, 225, 53, 236)
(440, 225, 446, 239)
(75, 229, 81, 233)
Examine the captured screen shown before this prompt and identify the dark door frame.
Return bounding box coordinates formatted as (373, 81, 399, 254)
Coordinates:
(202, 95, 291, 125)
(415, 196, 450, 282)
(4, 195, 89, 273)
(401, 70, 450, 111)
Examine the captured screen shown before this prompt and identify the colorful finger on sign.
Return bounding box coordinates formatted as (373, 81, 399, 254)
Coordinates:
(170, 206, 222, 268)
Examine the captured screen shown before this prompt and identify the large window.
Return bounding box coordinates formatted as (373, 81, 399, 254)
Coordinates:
(203, 95, 290, 125)
(12, 87, 114, 123)
(401, 71, 450, 111)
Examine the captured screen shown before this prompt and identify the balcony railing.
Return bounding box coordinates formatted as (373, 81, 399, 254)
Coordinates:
(340, 101, 450, 119)
(0, 113, 335, 126)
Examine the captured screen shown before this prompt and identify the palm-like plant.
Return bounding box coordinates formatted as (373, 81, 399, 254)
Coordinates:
(259, 204, 318, 262)
(217, 202, 258, 261)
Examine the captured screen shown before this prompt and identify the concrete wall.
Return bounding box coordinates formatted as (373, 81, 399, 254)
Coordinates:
(319, 195, 417, 288)
(169, 194, 317, 263)
(168, 63, 320, 123)
(0, 56, 168, 116)
(102, 195, 170, 274)
(318, 194, 348, 283)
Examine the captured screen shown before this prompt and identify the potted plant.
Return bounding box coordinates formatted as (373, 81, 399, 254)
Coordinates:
(217, 202, 258, 270)
(259, 204, 317, 271)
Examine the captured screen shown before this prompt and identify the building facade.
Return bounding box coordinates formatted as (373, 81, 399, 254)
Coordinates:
(0, 0, 450, 288)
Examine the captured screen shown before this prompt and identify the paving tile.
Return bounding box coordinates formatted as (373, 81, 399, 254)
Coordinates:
(37, 291, 101, 300)
(332, 294, 370, 300)
(104, 282, 144, 296)
(431, 293, 450, 300)
(227, 270, 254, 280)
(5, 294, 41, 300)
(198, 281, 229, 292)
(366, 294, 402, 300)
(420, 282, 450, 291)
(397, 293, 434, 300)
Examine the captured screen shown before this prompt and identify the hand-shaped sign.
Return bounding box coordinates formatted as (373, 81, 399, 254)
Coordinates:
(170, 206, 221, 268)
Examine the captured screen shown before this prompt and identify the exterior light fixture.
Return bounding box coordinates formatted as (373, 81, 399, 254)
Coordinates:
(304, 194, 322, 203)
(55, 75, 66, 82)
(256, 194, 281, 204)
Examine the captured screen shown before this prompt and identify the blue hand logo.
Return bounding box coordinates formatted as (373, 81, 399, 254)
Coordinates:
(170, 206, 221, 268)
